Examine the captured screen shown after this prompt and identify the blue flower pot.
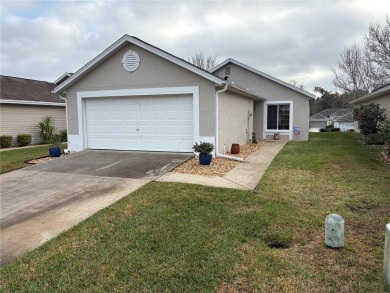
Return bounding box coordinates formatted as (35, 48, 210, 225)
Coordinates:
(199, 154, 212, 165)
(49, 147, 61, 157)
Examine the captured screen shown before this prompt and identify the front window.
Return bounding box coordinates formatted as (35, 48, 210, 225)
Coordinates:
(267, 104, 290, 130)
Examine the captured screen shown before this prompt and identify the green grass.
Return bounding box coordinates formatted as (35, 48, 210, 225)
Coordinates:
(1, 133, 389, 292)
(0, 145, 66, 174)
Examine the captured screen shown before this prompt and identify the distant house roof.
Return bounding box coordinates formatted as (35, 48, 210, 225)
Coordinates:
(330, 108, 353, 118)
(0, 75, 64, 106)
(309, 113, 331, 121)
(333, 112, 354, 122)
(317, 108, 352, 118)
(210, 58, 316, 99)
(350, 83, 390, 105)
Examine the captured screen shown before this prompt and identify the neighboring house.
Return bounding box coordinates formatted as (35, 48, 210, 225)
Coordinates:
(309, 113, 331, 130)
(333, 112, 354, 132)
(211, 59, 315, 141)
(309, 108, 353, 132)
(350, 83, 390, 131)
(0, 76, 66, 146)
(53, 35, 315, 154)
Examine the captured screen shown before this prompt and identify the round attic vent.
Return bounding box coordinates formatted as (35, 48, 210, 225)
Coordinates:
(122, 50, 140, 72)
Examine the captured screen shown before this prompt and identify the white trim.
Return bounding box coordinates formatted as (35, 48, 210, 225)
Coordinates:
(263, 100, 294, 140)
(54, 35, 222, 93)
(211, 58, 315, 99)
(74, 86, 199, 152)
(0, 99, 65, 106)
(54, 72, 72, 85)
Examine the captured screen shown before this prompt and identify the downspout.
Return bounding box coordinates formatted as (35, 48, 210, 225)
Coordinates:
(215, 82, 243, 162)
(58, 93, 69, 145)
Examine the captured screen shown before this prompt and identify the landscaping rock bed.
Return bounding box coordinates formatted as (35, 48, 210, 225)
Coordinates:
(28, 153, 74, 165)
(173, 142, 266, 177)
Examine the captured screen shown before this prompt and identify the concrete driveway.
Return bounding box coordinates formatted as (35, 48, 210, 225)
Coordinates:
(0, 150, 191, 267)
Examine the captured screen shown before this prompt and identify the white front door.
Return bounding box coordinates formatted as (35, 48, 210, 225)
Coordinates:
(85, 95, 193, 152)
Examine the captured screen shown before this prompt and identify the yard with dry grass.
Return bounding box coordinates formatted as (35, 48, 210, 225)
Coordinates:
(0, 132, 389, 292)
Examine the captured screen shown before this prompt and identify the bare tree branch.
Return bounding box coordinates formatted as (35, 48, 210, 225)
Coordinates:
(188, 52, 219, 71)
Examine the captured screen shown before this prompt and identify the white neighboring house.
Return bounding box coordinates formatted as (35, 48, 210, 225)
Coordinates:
(309, 113, 331, 132)
(333, 112, 354, 132)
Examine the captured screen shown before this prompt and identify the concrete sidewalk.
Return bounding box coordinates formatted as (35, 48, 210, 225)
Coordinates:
(156, 141, 287, 190)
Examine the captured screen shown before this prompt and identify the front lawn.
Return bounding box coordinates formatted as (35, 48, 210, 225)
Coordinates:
(0, 145, 66, 174)
(1, 133, 389, 292)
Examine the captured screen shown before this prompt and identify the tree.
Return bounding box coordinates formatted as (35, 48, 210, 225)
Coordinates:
(364, 16, 390, 86)
(353, 103, 387, 135)
(332, 16, 390, 95)
(188, 52, 219, 71)
(310, 86, 354, 115)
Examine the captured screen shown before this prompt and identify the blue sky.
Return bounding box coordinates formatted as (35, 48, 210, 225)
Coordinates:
(1, 0, 389, 94)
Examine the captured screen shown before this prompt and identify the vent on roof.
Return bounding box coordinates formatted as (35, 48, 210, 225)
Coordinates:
(122, 50, 140, 72)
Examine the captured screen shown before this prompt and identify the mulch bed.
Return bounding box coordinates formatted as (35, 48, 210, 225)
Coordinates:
(173, 142, 266, 177)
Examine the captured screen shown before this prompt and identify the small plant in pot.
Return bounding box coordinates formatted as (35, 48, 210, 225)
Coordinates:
(49, 134, 62, 157)
(193, 141, 214, 165)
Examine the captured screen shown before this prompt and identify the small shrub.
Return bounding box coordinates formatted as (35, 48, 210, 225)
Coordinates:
(320, 128, 326, 132)
(36, 116, 56, 144)
(192, 141, 214, 155)
(353, 103, 387, 135)
(49, 133, 62, 148)
(379, 120, 390, 157)
(364, 133, 384, 145)
(59, 129, 67, 142)
(17, 134, 32, 146)
(0, 135, 12, 148)
(325, 123, 334, 129)
(331, 128, 340, 132)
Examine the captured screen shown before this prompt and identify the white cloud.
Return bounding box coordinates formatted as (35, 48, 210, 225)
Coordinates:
(1, 0, 389, 91)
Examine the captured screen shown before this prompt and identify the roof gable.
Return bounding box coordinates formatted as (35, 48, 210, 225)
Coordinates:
(54, 35, 223, 94)
(309, 113, 331, 121)
(210, 58, 315, 99)
(0, 75, 64, 104)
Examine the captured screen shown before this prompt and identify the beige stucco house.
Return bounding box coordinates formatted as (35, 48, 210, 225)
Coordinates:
(53, 35, 314, 155)
(350, 83, 390, 132)
(0, 76, 66, 146)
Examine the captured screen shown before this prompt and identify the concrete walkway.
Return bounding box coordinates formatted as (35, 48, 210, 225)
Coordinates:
(156, 141, 287, 190)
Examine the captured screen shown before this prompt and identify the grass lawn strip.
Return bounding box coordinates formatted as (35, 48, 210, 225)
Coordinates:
(0, 133, 389, 292)
(0, 145, 67, 174)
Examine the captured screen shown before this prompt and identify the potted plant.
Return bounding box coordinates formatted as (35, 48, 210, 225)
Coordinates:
(193, 141, 214, 165)
(48, 134, 62, 157)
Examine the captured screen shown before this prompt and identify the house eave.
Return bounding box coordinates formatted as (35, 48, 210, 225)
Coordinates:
(211, 58, 316, 99)
(0, 99, 65, 106)
(350, 84, 390, 105)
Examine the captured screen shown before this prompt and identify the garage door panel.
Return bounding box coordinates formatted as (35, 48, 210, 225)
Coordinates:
(86, 95, 193, 152)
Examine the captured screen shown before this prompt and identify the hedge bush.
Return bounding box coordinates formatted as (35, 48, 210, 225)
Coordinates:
(17, 134, 32, 146)
(0, 135, 13, 148)
(364, 133, 384, 145)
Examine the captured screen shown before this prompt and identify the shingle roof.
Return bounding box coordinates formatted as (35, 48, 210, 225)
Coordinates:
(333, 112, 354, 122)
(317, 108, 352, 118)
(309, 113, 331, 121)
(0, 75, 63, 103)
(330, 108, 353, 118)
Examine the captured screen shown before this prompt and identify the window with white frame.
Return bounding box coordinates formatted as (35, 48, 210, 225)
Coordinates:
(267, 104, 290, 130)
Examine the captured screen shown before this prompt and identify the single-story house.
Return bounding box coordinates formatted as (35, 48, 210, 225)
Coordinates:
(53, 35, 315, 155)
(309, 113, 331, 130)
(350, 83, 390, 131)
(0, 75, 66, 146)
(333, 112, 354, 132)
(309, 108, 353, 132)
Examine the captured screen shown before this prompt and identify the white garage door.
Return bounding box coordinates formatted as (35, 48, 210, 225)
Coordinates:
(85, 95, 193, 152)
